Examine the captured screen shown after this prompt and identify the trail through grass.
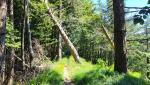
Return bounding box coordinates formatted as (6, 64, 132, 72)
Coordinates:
(28, 56, 150, 85)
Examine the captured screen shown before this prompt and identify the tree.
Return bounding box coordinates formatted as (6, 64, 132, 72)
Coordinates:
(49, 0, 62, 61)
(3, 0, 15, 84)
(45, 0, 80, 63)
(113, 0, 127, 73)
(58, 0, 62, 61)
(107, 0, 114, 30)
(21, 0, 25, 71)
(0, 0, 7, 83)
(24, 0, 34, 68)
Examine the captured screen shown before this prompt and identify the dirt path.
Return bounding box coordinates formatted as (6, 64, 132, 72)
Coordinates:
(64, 65, 74, 85)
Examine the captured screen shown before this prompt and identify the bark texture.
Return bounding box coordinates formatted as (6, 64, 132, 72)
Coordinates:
(3, 0, 15, 84)
(58, 0, 62, 61)
(24, 0, 34, 68)
(0, 0, 7, 83)
(113, 0, 127, 73)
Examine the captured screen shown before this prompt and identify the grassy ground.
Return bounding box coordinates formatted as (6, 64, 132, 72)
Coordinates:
(28, 56, 150, 85)
(27, 60, 64, 85)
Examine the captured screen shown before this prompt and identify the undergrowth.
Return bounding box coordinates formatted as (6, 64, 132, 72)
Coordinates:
(28, 56, 150, 85)
(73, 68, 149, 85)
(28, 69, 63, 85)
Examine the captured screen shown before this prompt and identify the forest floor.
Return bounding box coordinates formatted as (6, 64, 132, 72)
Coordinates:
(28, 56, 150, 85)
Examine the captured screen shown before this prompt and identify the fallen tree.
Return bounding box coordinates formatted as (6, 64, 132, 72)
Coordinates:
(44, 0, 80, 63)
(101, 25, 114, 49)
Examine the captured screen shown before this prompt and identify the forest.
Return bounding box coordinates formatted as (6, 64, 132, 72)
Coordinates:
(0, 0, 150, 85)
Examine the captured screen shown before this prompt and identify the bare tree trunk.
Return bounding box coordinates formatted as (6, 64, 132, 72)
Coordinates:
(58, 0, 62, 61)
(113, 0, 127, 73)
(24, 0, 34, 68)
(45, 0, 80, 63)
(8, 1, 15, 84)
(3, 49, 15, 85)
(25, 0, 34, 68)
(0, 0, 7, 84)
(58, 34, 62, 60)
(21, 0, 25, 71)
(3, 0, 15, 84)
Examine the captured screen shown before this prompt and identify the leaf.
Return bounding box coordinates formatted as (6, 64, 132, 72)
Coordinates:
(139, 19, 144, 25)
(133, 18, 138, 24)
(133, 15, 140, 18)
(143, 6, 149, 9)
(148, 0, 150, 4)
(147, 9, 150, 14)
(139, 10, 146, 14)
(143, 15, 147, 19)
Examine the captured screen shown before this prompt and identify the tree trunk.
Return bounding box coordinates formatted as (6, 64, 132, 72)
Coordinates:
(3, 49, 15, 85)
(101, 25, 114, 49)
(3, 0, 15, 84)
(113, 0, 127, 73)
(24, 0, 34, 68)
(0, 0, 7, 83)
(9, 0, 15, 82)
(50, 26, 59, 60)
(58, 33, 62, 60)
(21, 0, 25, 71)
(45, 0, 80, 63)
(58, 0, 62, 61)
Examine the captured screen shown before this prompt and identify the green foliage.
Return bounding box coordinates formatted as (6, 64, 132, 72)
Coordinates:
(30, 1, 53, 46)
(133, 6, 150, 25)
(127, 50, 150, 78)
(28, 69, 64, 85)
(73, 63, 149, 85)
(97, 59, 106, 67)
(128, 71, 141, 78)
(28, 58, 65, 85)
(65, 57, 96, 78)
(28, 57, 149, 85)
(148, 0, 150, 4)
(6, 18, 21, 49)
(28, 0, 109, 63)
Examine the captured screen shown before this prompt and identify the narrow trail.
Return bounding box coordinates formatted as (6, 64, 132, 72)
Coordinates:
(64, 65, 74, 85)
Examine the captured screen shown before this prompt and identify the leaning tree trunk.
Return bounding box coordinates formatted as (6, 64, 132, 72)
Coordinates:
(101, 25, 114, 49)
(113, 0, 127, 73)
(45, 0, 80, 63)
(0, 0, 7, 83)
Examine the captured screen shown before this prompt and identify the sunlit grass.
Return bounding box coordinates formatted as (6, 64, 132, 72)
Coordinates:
(28, 69, 64, 85)
(64, 57, 96, 79)
(28, 56, 150, 85)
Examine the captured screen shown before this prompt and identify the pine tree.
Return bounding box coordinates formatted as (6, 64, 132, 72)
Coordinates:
(113, 0, 127, 73)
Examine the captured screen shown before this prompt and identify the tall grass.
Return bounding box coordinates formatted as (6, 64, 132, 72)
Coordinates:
(28, 69, 64, 85)
(28, 56, 150, 85)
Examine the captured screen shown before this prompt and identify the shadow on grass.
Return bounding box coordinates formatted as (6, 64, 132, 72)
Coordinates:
(73, 69, 150, 85)
(114, 75, 149, 85)
(28, 69, 64, 85)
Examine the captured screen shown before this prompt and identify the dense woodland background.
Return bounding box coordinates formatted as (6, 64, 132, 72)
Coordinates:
(0, 0, 150, 85)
